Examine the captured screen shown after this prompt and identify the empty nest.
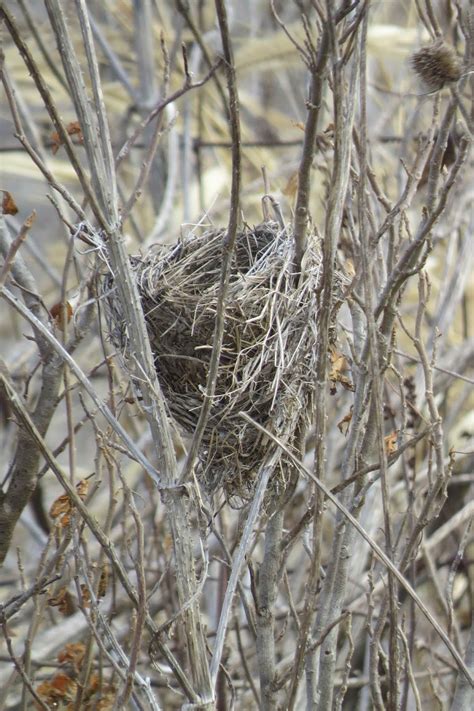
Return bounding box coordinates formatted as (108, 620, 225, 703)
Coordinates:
(104, 221, 345, 504)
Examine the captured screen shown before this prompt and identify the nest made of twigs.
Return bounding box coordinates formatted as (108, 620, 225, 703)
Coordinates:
(104, 221, 345, 504)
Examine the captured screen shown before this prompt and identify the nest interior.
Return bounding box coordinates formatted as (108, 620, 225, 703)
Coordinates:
(105, 221, 344, 503)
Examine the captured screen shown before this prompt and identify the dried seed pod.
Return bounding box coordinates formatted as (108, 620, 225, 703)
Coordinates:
(410, 41, 461, 92)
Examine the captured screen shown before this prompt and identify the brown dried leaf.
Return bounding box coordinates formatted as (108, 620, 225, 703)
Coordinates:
(49, 493, 71, 520)
(80, 584, 91, 607)
(50, 130, 61, 155)
(35, 680, 54, 704)
(329, 347, 354, 391)
(337, 409, 353, 435)
(329, 347, 346, 375)
(50, 301, 73, 331)
(50, 672, 77, 696)
(49, 480, 88, 526)
(66, 120, 83, 139)
(98, 567, 109, 598)
(76, 478, 89, 501)
(51, 120, 84, 154)
(1, 191, 18, 215)
(35, 672, 78, 707)
(57, 642, 86, 670)
(384, 431, 398, 455)
(48, 587, 76, 615)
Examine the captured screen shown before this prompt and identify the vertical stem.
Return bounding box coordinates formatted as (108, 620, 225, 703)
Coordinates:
(292, 30, 330, 271)
(357, 7, 400, 709)
(256, 508, 284, 710)
(286, 487, 321, 710)
(306, 3, 361, 706)
(451, 616, 474, 711)
(181, 0, 241, 483)
(210, 448, 280, 685)
(41, 3, 215, 704)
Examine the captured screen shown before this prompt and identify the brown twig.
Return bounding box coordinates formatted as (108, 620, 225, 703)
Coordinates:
(0, 212, 36, 289)
(180, 0, 242, 487)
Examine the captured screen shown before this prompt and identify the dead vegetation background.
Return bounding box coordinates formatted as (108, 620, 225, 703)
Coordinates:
(0, 1, 474, 710)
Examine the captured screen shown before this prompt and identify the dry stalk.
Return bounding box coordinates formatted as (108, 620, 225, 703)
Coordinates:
(239, 414, 474, 688)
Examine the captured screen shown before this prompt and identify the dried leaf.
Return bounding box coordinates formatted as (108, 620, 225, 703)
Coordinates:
(36, 672, 77, 708)
(50, 301, 73, 331)
(80, 584, 91, 607)
(291, 120, 305, 132)
(51, 120, 84, 154)
(50, 672, 76, 695)
(49, 479, 88, 526)
(98, 567, 109, 597)
(76, 478, 89, 501)
(344, 259, 355, 278)
(1, 190, 18, 215)
(49, 492, 72, 520)
(48, 587, 75, 615)
(384, 431, 398, 454)
(35, 680, 54, 699)
(329, 347, 354, 391)
(337, 409, 353, 435)
(329, 347, 346, 375)
(66, 120, 83, 139)
(57, 642, 86, 670)
(50, 131, 61, 155)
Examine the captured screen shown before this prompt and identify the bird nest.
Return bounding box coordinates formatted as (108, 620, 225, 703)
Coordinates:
(103, 221, 345, 504)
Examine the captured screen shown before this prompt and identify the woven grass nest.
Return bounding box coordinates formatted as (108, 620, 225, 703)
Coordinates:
(104, 221, 346, 504)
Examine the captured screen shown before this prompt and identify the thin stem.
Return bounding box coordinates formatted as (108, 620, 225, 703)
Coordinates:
(181, 0, 242, 486)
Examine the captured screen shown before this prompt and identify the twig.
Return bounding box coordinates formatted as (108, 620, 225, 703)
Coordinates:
(0, 55, 87, 223)
(115, 486, 148, 708)
(0, 211, 36, 288)
(115, 58, 222, 167)
(256, 508, 284, 710)
(357, 10, 400, 706)
(181, 0, 241, 486)
(0, 369, 196, 702)
(306, 5, 363, 705)
(286, 6, 330, 271)
(0, 615, 50, 711)
(0, 4, 107, 225)
(451, 617, 474, 711)
(375, 132, 470, 322)
(239, 411, 474, 688)
(0, 289, 162, 486)
(210, 446, 280, 686)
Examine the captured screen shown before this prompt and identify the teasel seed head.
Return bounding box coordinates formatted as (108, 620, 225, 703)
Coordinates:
(410, 40, 462, 92)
